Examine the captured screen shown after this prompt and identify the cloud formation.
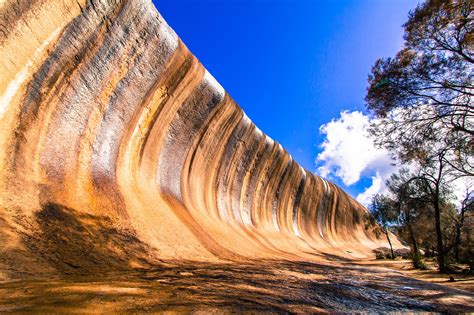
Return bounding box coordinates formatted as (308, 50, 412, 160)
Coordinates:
(316, 111, 397, 206)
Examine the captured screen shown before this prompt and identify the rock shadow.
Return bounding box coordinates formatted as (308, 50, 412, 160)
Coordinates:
(22, 203, 155, 276)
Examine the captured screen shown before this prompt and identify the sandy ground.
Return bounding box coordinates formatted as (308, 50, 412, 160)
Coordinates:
(0, 259, 472, 313)
(365, 258, 474, 292)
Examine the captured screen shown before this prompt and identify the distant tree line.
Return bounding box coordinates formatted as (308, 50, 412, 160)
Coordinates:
(366, 0, 473, 273)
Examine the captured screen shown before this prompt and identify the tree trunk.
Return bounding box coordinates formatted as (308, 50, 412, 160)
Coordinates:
(433, 194, 447, 273)
(385, 228, 395, 259)
(407, 219, 422, 268)
(454, 224, 461, 262)
(407, 221, 419, 254)
(454, 205, 467, 262)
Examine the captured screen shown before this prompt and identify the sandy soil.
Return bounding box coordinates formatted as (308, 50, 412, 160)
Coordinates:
(365, 258, 474, 292)
(0, 259, 472, 313)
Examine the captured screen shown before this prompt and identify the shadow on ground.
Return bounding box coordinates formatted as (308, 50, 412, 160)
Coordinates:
(0, 203, 473, 313)
(1, 259, 473, 313)
(23, 203, 156, 275)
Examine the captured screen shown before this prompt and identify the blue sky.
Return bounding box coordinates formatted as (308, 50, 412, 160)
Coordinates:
(153, 0, 419, 203)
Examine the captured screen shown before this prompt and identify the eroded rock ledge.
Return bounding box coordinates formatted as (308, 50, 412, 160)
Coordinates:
(0, 0, 399, 278)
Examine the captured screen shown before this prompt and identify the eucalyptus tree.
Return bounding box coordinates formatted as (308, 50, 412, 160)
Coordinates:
(366, 0, 473, 272)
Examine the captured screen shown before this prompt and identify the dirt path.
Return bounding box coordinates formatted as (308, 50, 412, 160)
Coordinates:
(0, 260, 472, 313)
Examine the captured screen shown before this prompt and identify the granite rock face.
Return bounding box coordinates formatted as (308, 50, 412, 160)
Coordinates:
(0, 0, 400, 278)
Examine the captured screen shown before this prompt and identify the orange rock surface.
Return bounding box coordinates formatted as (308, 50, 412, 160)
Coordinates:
(0, 0, 402, 280)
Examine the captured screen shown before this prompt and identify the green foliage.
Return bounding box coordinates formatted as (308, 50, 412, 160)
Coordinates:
(369, 194, 399, 259)
(370, 194, 398, 227)
(411, 250, 427, 270)
(366, 0, 473, 177)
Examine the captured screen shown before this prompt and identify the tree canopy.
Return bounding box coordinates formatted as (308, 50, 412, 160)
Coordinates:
(366, 0, 473, 272)
(366, 0, 473, 175)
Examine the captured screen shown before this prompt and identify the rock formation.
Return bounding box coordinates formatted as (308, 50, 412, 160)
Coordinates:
(0, 0, 401, 279)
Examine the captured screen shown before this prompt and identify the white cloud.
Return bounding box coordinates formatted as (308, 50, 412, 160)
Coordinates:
(451, 177, 474, 206)
(316, 110, 398, 206)
(316, 110, 473, 208)
(355, 172, 384, 207)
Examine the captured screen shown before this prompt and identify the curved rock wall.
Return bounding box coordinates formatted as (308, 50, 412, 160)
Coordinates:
(0, 0, 398, 276)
